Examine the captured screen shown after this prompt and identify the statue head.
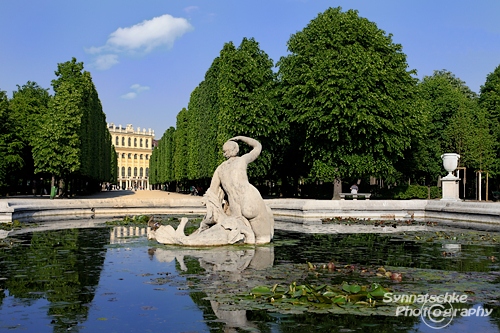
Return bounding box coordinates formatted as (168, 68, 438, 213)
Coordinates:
(223, 140, 239, 158)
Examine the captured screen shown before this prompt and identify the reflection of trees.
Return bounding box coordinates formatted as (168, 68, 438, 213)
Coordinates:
(273, 231, 497, 273)
(487, 303, 500, 332)
(487, 277, 500, 333)
(0, 228, 108, 332)
(150, 246, 422, 333)
(266, 312, 419, 333)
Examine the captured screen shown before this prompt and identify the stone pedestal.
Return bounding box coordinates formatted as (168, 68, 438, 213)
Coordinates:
(441, 175, 460, 201)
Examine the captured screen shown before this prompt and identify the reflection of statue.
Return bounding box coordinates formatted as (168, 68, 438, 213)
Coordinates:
(149, 136, 274, 246)
(150, 246, 274, 332)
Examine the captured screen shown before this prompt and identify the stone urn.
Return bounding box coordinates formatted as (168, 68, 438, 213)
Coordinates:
(441, 153, 460, 178)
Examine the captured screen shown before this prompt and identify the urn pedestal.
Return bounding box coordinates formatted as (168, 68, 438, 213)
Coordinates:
(441, 153, 461, 201)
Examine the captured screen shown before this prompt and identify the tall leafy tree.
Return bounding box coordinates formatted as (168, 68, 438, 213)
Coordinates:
(186, 87, 203, 180)
(9, 82, 51, 141)
(163, 127, 176, 183)
(0, 91, 24, 192)
(445, 98, 495, 174)
(216, 38, 287, 180)
(8, 82, 51, 192)
(277, 7, 421, 197)
(110, 144, 118, 184)
(173, 108, 189, 183)
(32, 57, 113, 192)
(407, 71, 467, 184)
(408, 70, 492, 188)
(149, 144, 159, 186)
(32, 80, 82, 183)
(150, 126, 176, 186)
(184, 56, 221, 181)
(479, 64, 500, 177)
(168, 38, 284, 189)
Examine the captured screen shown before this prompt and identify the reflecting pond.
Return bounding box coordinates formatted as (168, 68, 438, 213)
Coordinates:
(1, 218, 500, 333)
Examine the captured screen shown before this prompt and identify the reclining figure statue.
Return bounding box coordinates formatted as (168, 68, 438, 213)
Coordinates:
(149, 136, 274, 246)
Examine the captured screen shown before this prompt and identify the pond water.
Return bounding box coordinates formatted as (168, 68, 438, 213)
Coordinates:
(0, 218, 500, 333)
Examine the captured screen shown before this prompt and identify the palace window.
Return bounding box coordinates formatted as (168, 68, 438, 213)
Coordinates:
(122, 137, 125, 146)
(140, 154, 143, 160)
(134, 138, 137, 147)
(128, 153, 132, 159)
(115, 136, 119, 146)
(121, 167, 125, 177)
(140, 167, 143, 177)
(127, 167, 131, 177)
(145, 139, 149, 148)
(128, 138, 131, 147)
(134, 154, 137, 159)
(122, 153, 125, 159)
(145, 154, 149, 160)
(146, 168, 149, 177)
(140, 138, 143, 147)
(134, 167, 137, 177)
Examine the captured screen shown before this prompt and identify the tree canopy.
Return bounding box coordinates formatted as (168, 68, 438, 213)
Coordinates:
(31, 58, 115, 191)
(407, 70, 496, 186)
(0, 91, 24, 190)
(479, 64, 500, 175)
(150, 38, 286, 188)
(277, 7, 421, 185)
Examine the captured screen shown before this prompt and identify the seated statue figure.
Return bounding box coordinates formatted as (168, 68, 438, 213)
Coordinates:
(149, 136, 274, 246)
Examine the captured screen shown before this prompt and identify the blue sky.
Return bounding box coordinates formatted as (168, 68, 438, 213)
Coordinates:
(1, 1, 499, 139)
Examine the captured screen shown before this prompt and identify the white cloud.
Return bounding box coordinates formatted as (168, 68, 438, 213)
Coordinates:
(87, 14, 193, 70)
(121, 92, 137, 100)
(184, 6, 199, 14)
(121, 84, 150, 99)
(94, 54, 119, 70)
(130, 84, 150, 93)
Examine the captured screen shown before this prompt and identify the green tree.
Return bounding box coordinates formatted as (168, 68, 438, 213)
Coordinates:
(173, 108, 189, 183)
(149, 126, 176, 187)
(186, 86, 203, 180)
(149, 144, 159, 186)
(32, 57, 113, 193)
(479, 64, 500, 177)
(32, 80, 82, 183)
(110, 144, 118, 184)
(216, 38, 287, 180)
(163, 127, 176, 183)
(8, 82, 51, 190)
(0, 91, 24, 192)
(445, 100, 495, 174)
(408, 71, 467, 185)
(409, 70, 493, 189)
(183, 56, 221, 182)
(277, 7, 421, 197)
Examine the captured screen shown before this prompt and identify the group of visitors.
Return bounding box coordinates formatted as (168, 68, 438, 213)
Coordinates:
(190, 185, 204, 196)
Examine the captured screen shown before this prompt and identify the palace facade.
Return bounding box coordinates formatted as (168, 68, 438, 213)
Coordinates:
(108, 123, 155, 190)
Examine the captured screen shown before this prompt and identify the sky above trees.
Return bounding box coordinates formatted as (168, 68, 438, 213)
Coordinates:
(1, 0, 499, 138)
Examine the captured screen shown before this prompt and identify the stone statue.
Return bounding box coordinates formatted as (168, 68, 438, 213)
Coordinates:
(149, 136, 274, 246)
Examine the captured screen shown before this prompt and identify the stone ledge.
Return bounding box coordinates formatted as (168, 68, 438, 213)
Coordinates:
(1, 197, 499, 226)
(0, 201, 14, 223)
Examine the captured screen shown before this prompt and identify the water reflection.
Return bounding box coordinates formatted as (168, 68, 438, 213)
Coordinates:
(0, 225, 499, 333)
(109, 226, 147, 244)
(0, 228, 108, 332)
(150, 246, 274, 332)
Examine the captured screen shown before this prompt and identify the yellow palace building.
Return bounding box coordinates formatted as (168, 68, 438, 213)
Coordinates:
(108, 123, 155, 190)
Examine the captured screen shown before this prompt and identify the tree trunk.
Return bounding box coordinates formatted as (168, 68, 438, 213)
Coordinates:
(332, 177, 342, 200)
